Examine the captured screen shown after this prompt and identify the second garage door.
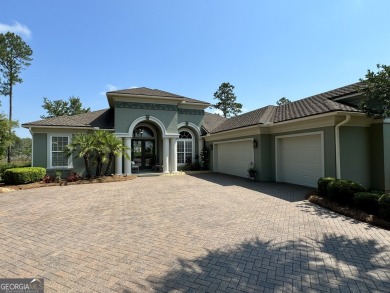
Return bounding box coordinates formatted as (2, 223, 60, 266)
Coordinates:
(216, 140, 254, 178)
(277, 133, 323, 187)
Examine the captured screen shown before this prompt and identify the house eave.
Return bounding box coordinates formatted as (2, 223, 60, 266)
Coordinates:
(22, 124, 114, 131)
(331, 92, 364, 101)
(271, 111, 366, 127)
(205, 111, 369, 138)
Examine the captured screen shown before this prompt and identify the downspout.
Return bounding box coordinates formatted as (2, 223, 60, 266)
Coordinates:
(335, 115, 351, 179)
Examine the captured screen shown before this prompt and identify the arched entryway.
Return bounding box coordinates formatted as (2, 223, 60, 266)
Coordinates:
(132, 124, 157, 169)
(115, 115, 180, 174)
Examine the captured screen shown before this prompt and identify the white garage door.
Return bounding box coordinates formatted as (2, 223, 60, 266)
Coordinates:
(277, 134, 323, 187)
(216, 140, 254, 178)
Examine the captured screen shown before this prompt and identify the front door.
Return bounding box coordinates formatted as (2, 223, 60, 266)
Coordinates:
(132, 140, 155, 169)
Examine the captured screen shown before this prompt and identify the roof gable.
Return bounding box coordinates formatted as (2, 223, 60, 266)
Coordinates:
(107, 87, 209, 105)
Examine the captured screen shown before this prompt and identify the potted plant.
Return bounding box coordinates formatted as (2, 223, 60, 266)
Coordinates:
(247, 161, 257, 179)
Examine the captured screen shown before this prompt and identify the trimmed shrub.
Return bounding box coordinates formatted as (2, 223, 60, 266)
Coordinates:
(0, 163, 31, 181)
(317, 177, 336, 197)
(327, 179, 365, 205)
(353, 192, 381, 215)
(378, 193, 390, 221)
(3, 167, 46, 185)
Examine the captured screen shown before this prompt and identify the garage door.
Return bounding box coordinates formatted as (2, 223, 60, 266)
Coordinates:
(277, 134, 323, 187)
(216, 140, 254, 178)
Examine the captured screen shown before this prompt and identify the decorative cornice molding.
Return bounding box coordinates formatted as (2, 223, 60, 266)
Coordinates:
(115, 101, 178, 111)
(178, 108, 204, 115)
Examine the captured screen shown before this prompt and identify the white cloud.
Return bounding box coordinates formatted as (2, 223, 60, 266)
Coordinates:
(100, 84, 118, 95)
(106, 84, 118, 91)
(0, 21, 31, 38)
(209, 108, 224, 116)
(209, 107, 250, 117)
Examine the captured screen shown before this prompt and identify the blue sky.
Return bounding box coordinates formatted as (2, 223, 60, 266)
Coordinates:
(1, 0, 390, 137)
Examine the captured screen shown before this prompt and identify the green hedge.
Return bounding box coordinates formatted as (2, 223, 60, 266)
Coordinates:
(379, 194, 390, 221)
(327, 179, 365, 205)
(3, 167, 46, 185)
(0, 163, 31, 181)
(353, 192, 382, 215)
(317, 177, 336, 197)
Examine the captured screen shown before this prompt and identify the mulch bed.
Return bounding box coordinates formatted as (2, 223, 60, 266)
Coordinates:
(306, 191, 390, 231)
(0, 174, 137, 192)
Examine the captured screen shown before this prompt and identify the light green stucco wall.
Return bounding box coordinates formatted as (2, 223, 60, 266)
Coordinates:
(178, 113, 203, 129)
(33, 133, 47, 168)
(370, 123, 384, 190)
(370, 123, 390, 191)
(340, 126, 370, 188)
(259, 134, 272, 181)
(32, 132, 94, 177)
(115, 102, 205, 136)
(115, 107, 178, 133)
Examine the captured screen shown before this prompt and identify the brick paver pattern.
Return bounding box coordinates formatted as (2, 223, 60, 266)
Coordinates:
(0, 173, 389, 292)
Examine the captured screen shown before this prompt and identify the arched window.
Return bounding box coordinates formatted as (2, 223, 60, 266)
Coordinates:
(177, 130, 193, 164)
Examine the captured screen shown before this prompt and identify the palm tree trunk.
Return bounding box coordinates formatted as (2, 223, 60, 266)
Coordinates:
(96, 155, 103, 177)
(104, 153, 114, 176)
(83, 155, 91, 179)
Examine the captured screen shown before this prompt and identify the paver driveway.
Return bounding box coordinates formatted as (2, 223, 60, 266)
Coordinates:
(0, 173, 389, 293)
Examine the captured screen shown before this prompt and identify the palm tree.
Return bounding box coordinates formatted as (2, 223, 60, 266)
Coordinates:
(65, 130, 131, 178)
(102, 132, 130, 176)
(65, 133, 95, 179)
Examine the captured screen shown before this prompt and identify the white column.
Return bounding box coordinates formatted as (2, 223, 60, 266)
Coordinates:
(124, 137, 132, 175)
(163, 137, 170, 173)
(198, 139, 203, 166)
(170, 138, 177, 173)
(115, 138, 123, 175)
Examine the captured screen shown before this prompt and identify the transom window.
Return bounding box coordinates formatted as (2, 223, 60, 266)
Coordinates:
(133, 126, 154, 138)
(179, 131, 192, 139)
(51, 136, 69, 167)
(177, 130, 193, 164)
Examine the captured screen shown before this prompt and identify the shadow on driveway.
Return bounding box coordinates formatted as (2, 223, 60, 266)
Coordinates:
(188, 172, 315, 203)
(137, 235, 389, 292)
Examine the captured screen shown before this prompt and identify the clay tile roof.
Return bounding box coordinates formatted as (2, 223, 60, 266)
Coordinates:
(314, 82, 364, 100)
(211, 106, 276, 133)
(202, 112, 228, 133)
(210, 82, 363, 133)
(22, 109, 114, 129)
(273, 95, 359, 123)
(108, 87, 209, 104)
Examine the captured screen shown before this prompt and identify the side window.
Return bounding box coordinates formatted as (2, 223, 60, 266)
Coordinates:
(51, 136, 70, 167)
